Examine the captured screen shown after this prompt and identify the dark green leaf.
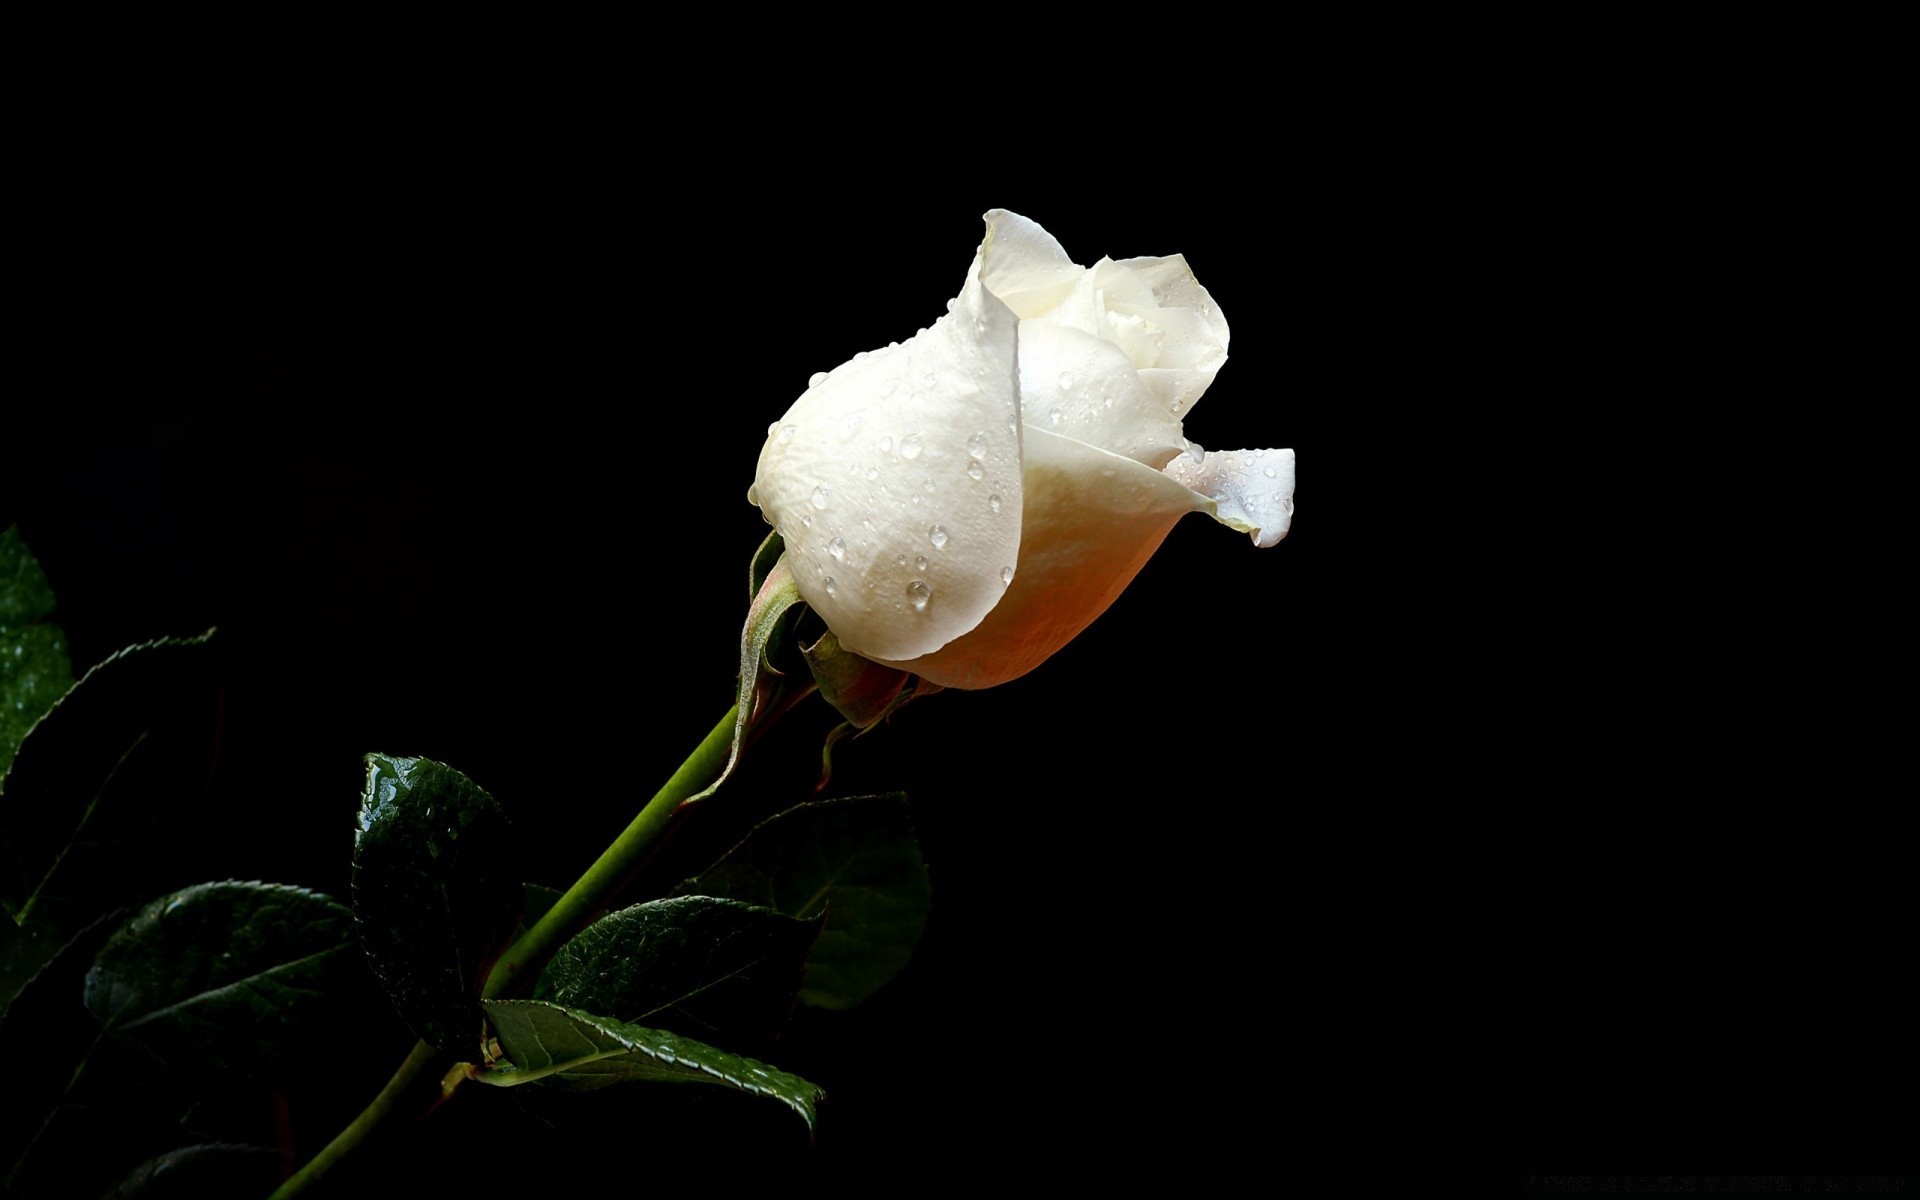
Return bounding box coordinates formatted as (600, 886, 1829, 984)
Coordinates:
(101, 1143, 281, 1199)
(83, 882, 356, 1079)
(353, 754, 523, 1052)
(542, 896, 821, 1050)
(1, 526, 74, 779)
(678, 794, 929, 1010)
(477, 999, 821, 1131)
(0, 630, 219, 936)
(521, 882, 564, 933)
(0, 908, 131, 1188)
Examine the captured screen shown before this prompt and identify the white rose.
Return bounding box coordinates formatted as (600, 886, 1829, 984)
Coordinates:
(750, 209, 1294, 690)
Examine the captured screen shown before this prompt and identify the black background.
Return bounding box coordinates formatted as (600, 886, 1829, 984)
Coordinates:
(9, 148, 1335, 1192)
(11, 113, 1908, 1192)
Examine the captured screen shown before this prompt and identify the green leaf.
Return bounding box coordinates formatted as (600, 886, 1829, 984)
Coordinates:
(83, 882, 356, 1079)
(678, 794, 929, 1010)
(0, 526, 74, 779)
(101, 1143, 282, 1199)
(0, 630, 219, 935)
(541, 896, 822, 1049)
(477, 999, 822, 1131)
(354, 755, 523, 1052)
(0, 908, 131, 1188)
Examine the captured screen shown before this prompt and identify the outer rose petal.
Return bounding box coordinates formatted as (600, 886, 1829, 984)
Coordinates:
(1164, 446, 1296, 548)
(752, 250, 1024, 663)
(880, 427, 1210, 690)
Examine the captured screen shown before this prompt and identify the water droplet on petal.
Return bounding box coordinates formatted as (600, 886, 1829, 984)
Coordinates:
(801, 515, 813, 528)
(894, 554, 907, 567)
(928, 525, 949, 550)
(811, 485, 831, 510)
(899, 434, 923, 460)
(967, 462, 984, 480)
(777, 424, 796, 444)
(989, 494, 1002, 513)
(824, 576, 837, 597)
(1048, 408, 1062, 425)
(808, 371, 828, 388)
(1058, 371, 1074, 391)
(1264, 466, 1278, 478)
(1001, 566, 1014, 586)
(828, 537, 845, 562)
(879, 435, 895, 453)
(966, 432, 988, 459)
(922, 372, 936, 390)
(915, 555, 928, 571)
(865, 466, 879, 480)
(906, 581, 931, 612)
(745, 482, 760, 506)
(945, 296, 958, 313)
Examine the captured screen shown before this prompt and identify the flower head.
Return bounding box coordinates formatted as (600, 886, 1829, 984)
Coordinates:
(751, 210, 1293, 689)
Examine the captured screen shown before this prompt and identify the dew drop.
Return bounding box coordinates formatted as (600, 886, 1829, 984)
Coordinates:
(966, 432, 988, 459)
(447, 826, 458, 841)
(1048, 408, 1062, 424)
(808, 371, 828, 389)
(811, 485, 831, 510)
(1264, 466, 1278, 478)
(745, 482, 760, 506)
(899, 434, 923, 460)
(766, 421, 778, 436)
(928, 524, 949, 550)
(828, 537, 846, 562)
(824, 576, 837, 597)
(967, 462, 984, 481)
(989, 494, 1002, 513)
(1282, 498, 1295, 515)
(865, 465, 879, 480)
(879, 435, 895, 453)
(1058, 371, 1074, 391)
(1001, 566, 1014, 586)
(802, 515, 813, 528)
(777, 424, 796, 444)
(894, 554, 907, 567)
(427, 842, 441, 859)
(906, 581, 931, 612)
(923, 478, 936, 494)
(915, 555, 929, 571)
(921, 372, 936, 390)
(945, 296, 958, 313)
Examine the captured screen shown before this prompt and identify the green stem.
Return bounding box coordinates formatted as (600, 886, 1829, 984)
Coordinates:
(267, 1041, 437, 1200)
(269, 704, 740, 1199)
(482, 703, 738, 998)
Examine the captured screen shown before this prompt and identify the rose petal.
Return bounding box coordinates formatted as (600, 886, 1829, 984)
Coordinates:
(1163, 446, 1295, 548)
(752, 249, 1024, 662)
(976, 209, 1082, 319)
(1012, 322, 1186, 469)
(884, 426, 1208, 689)
(1113, 254, 1231, 354)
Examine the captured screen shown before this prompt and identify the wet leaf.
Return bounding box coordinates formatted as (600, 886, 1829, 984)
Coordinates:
(678, 793, 928, 1009)
(353, 755, 522, 1052)
(542, 895, 820, 1050)
(477, 999, 821, 1131)
(84, 882, 356, 1079)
